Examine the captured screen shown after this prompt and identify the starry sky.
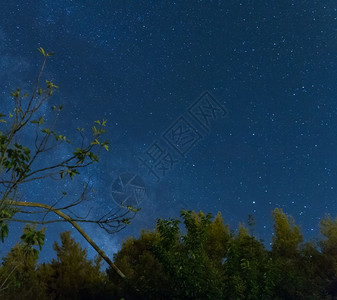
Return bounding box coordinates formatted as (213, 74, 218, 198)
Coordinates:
(1, 0, 337, 263)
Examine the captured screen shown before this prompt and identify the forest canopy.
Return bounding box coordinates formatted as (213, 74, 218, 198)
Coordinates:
(1, 208, 337, 299)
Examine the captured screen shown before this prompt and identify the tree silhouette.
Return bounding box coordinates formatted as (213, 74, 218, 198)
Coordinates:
(2, 207, 337, 298)
(0, 48, 139, 281)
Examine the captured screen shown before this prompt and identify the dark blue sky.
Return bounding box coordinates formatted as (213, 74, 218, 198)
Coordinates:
(1, 1, 337, 263)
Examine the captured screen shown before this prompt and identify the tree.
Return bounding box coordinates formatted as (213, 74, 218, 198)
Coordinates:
(113, 210, 274, 299)
(221, 221, 276, 300)
(319, 214, 337, 297)
(270, 208, 322, 299)
(37, 231, 113, 299)
(0, 48, 138, 279)
(2, 207, 337, 298)
(111, 210, 228, 299)
(109, 230, 169, 299)
(271, 208, 303, 257)
(0, 224, 46, 299)
(320, 214, 337, 256)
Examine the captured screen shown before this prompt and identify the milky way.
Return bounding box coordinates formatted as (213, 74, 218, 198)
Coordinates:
(1, 1, 337, 263)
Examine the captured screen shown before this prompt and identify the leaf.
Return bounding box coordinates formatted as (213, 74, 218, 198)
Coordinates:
(37, 47, 46, 56)
(67, 167, 79, 180)
(11, 89, 20, 98)
(87, 152, 99, 162)
(0, 210, 12, 218)
(126, 205, 141, 213)
(121, 218, 131, 225)
(42, 128, 51, 134)
(103, 144, 109, 151)
(92, 126, 98, 136)
(91, 139, 100, 146)
(0, 224, 9, 243)
(20, 225, 46, 250)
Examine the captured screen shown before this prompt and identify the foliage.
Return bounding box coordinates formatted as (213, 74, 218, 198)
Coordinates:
(271, 208, 303, 257)
(37, 231, 114, 299)
(0, 229, 116, 300)
(0, 47, 137, 241)
(0, 47, 138, 286)
(0, 225, 45, 299)
(109, 208, 337, 299)
(3, 206, 337, 298)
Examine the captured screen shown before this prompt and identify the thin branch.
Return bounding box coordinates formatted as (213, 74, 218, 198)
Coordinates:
(0, 263, 21, 291)
(9, 200, 126, 279)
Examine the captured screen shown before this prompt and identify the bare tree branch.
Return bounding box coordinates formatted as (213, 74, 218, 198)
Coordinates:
(9, 200, 126, 279)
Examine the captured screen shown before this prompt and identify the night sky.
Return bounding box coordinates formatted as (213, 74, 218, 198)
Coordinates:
(1, 1, 337, 264)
